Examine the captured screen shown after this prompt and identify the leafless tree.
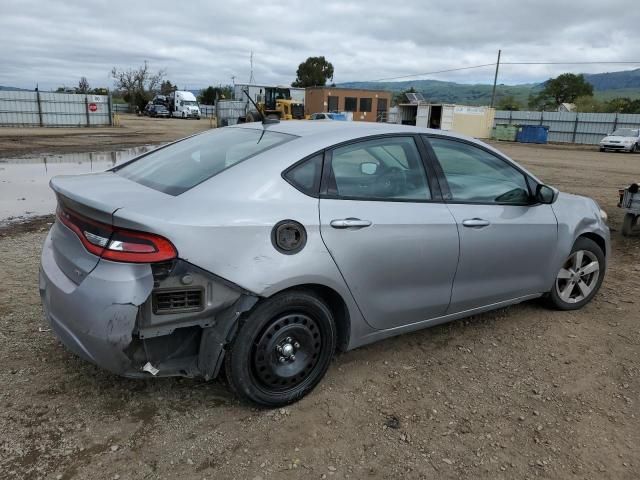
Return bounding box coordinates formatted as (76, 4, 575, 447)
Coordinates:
(111, 61, 166, 112)
(77, 76, 90, 94)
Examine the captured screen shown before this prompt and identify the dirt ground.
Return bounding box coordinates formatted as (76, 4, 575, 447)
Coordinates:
(0, 114, 211, 158)
(1, 136, 639, 479)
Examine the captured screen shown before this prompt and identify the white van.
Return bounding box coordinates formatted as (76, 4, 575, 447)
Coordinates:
(169, 91, 201, 119)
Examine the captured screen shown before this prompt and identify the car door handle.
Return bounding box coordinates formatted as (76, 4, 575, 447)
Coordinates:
(462, 218, 491, 228)
(330, 218, 372, 229)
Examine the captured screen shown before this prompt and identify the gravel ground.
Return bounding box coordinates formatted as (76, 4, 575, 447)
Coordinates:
(1, 141, 639, 480)
(0, 115, 211, 158)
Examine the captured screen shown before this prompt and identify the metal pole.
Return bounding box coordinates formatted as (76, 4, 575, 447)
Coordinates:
(85, 94, 90, 127)
(36, 90, 43, 127)
(572, 113, 579, 143)
(490, 49, 501, 109)
(107, 92, 113, 126)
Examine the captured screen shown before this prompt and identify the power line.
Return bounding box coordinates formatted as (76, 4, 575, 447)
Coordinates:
(356, 60, 640, 84)
(366, 63, 497, 82)
(502, 61, 640, 65)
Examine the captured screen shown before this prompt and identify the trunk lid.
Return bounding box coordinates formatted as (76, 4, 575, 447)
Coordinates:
(50, 172, 173, 284)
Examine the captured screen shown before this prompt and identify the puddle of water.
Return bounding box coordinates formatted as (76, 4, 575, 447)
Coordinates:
(0, 145, 159, 223)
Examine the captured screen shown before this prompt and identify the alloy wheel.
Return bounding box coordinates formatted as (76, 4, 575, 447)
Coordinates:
(555, 250, 600, 303)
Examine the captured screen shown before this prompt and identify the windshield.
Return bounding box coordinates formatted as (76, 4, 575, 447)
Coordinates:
(611, 129, 639, 137)
(183, 100, 198, 106)
(114, 128, 297, 195)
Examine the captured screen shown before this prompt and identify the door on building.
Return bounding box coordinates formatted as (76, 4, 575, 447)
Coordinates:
(327, 96, 339, 112)
(441, 105, 455, 130)
(428, 105, 442, 129)
(376, 98, 388, 122)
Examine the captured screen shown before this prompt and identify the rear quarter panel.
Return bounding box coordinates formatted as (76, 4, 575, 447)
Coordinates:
(111, 138, 374, 346)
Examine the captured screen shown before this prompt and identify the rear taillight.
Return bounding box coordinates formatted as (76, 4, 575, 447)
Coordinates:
(56, 206, 177, 263)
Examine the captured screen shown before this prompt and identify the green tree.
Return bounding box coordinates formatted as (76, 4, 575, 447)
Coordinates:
(291, 56, 334, 88)
(527, 92, 555, 111)
(540, 73, 593, 107)
(198, 85, 234, 104)
(160, 80, 175, 96)
(600, 97, 640, 114)
(574, 95, 604, 113)
(496, 95, 521, 111)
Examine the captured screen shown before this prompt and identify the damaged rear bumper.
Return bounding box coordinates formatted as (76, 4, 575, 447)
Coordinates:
(39, 231, 257, 379)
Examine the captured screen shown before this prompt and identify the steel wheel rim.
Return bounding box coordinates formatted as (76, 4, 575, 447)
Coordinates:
(555, 250, 600, 303)
(251, 313, 323, 393)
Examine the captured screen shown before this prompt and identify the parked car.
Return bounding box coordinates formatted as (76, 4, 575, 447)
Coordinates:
(144, 104, 170, 118)
(599, 128, 640, 153)
(309, 112, 347, 121)
(40, 122, 610, 406)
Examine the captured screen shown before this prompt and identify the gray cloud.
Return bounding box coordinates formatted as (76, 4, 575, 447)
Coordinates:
(1, 0, 639, 90)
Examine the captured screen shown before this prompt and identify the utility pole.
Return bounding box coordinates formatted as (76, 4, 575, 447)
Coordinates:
(249, 51, 255, 85)
(490, 49, 501, 109)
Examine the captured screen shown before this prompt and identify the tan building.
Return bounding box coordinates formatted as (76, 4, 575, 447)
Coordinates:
(305, 87, 392, 122)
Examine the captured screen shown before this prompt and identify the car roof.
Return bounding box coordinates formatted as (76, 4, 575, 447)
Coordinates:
(230, 120, 473, 143)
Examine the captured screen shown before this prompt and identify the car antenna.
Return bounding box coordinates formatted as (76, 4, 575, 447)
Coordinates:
(242, 89, 279, 125)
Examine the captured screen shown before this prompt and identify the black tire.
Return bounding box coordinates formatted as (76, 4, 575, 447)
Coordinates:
(548, 237, 605, 311)
(245, 111, 261, 123)
(631, 144, 637, 154)
(599, 147, 605, 152)
(622, 213, 638, 237)
(225, 291, 336, 407)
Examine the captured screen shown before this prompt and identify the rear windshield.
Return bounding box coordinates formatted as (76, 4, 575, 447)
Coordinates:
(114, 128, 297, 195)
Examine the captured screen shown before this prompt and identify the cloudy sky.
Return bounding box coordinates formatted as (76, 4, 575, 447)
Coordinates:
(1, 0, 639, 91)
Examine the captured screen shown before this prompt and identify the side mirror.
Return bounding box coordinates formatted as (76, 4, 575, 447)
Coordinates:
(536, 184, 557, 204)
(360, 162, 378, 175)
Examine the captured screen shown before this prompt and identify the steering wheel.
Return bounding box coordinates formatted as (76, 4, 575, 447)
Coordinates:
(374, 166, 406, 197)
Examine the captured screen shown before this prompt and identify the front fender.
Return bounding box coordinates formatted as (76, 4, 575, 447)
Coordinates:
(550, 193, 610, 287)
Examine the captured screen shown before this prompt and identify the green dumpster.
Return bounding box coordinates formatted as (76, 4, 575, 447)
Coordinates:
(492, 124, 518, 142)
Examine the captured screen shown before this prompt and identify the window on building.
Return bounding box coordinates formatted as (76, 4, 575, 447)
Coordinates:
(359, 98, 372, 112)
(327, 96, 339, 112)
(344, 97, 357, 112)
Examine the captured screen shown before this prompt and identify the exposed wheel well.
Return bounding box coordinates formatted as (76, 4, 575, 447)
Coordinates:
(578, 232, 607, 257)
(269, 284, 351, 352)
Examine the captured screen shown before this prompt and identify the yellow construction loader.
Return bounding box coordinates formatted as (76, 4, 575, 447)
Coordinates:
(240, 87, 305, 123)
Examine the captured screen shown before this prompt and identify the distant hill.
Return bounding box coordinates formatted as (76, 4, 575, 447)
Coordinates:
(0, 86, 31, 92)
(337, 68, 640, 106)
(337, 79, 541, 106)
(583, 68, 640, 90)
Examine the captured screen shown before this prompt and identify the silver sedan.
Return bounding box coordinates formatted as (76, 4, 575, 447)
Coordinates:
(39, 121, 610, 406)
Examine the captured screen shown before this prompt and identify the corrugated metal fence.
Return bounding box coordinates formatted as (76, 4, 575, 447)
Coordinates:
(494, 110, 640, 145)
(0, 91, 112, 127)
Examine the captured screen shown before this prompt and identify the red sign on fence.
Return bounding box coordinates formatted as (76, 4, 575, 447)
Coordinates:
(88, 103, 98, 112)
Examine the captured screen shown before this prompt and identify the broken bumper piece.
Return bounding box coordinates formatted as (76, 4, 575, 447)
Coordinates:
(39, 231, 257, 379)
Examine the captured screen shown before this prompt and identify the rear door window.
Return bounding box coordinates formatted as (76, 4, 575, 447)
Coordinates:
(114, 128, 296, 195)
(326, 136, 431, 201)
